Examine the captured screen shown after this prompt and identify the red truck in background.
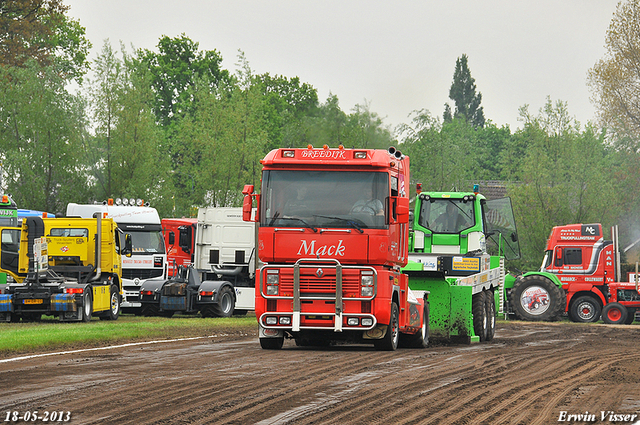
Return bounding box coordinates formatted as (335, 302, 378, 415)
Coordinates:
(162, 218, 197, 277)
(508, 223, 640, 324)
(242, 146, 428, 350)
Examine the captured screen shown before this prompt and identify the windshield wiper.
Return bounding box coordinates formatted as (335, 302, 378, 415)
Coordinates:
(313, 215, 364, 233)
(275, 217, 318, 232)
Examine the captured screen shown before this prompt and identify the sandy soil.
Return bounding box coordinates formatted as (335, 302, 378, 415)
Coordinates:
(1, 321, 639, 425)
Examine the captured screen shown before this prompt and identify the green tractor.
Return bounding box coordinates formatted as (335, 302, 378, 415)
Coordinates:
(403, 186, 520, 342)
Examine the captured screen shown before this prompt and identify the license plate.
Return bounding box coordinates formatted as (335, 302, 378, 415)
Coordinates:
(23, 299, 43, 305)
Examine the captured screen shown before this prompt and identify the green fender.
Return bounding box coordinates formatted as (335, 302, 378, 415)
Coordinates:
(503, 271, 562, 290)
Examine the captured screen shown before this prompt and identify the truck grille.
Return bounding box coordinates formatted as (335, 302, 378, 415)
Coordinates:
(122, 269, 164, 280)
(279, 271, 360, 295)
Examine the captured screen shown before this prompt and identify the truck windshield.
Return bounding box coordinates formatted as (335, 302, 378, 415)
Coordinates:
(125, 230, 165, 254)
(261, 170, 389, 230)
(418, 199, 475, 234)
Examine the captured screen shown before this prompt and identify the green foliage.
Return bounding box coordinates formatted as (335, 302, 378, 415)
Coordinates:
(0, 60, 90, 214)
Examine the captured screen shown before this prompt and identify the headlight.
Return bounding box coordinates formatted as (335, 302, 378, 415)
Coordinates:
(361, 318, 373, 326)
(265, 317, 277, 325)
(279, 316, 291, 325)
(361, 287, 373, 297)
(347, 317, 359, 326)
(266, 274, 279, 285)
(266, 285, 278, 295)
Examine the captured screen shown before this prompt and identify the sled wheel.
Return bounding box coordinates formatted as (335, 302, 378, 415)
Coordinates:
(485, 290, 496, 342)
(473, 291, 488, 341)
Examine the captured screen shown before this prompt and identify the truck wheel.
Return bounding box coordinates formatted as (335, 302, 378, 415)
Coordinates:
(473, 291, 487, 342)
(213, 287, 235, 318)
(200, 306, 215, 318)
(509, 275, 566, 321)
(374, 302, 399, 351)
(101, 285, 120, 321)
(569, 295, 601, 323)
(485, 290, 496, 342)
(260, 337, 284, 349)
(81, 291, 92, 322)
(602, 302, 628, 324)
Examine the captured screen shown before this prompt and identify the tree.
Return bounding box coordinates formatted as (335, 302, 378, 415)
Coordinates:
(0, 60, 90, 213)
(444, 54, 485, 128)
(0, 0, 91, 81)
(84, 41, 168, 210)
(140, 34, 231, 128)
(588, 0, 640, 144)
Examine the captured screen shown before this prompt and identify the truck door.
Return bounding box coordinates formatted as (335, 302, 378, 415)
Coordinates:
(484, 198, 520, 260)
(0, 228, 21, 279)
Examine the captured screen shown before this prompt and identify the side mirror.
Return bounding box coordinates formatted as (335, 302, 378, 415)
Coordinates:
(123, 233, 133, 257)
(396, 197, 410, 224)
(168, 231, 175, 246)
(242, 184, 258, 222)
(510, 232, 518, 242)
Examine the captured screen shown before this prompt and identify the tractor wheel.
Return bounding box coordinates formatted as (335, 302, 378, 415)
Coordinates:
(401, 302, 429, 348)
(472, 291, 488, 341)
(374, 302, 399, 351)
(81, 291, 93, 322)
(625, 308, 636, 324)
(568, 295, 602, 323)
(213, 287, 235, 318)
(260, 337, 284, 350)
(485, 290, 496, 342)
(509, 275, 566, 321)
(101, 285, 120, 321)
(602, 302, 628, 325)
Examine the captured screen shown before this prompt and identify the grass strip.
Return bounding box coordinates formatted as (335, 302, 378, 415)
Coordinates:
(0, 315, 257, 357)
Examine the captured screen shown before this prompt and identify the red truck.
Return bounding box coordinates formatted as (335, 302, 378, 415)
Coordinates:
(162, 218, 197, 277)
(508, 223, 640, 324)
(242, 146, 428, 350)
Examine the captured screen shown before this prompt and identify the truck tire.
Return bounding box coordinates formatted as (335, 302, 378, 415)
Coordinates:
(101, 285, 120, 321)
(472, 291, 488, 342)
(81, 291, 92, 322)
(260, 337, 284, 349)
(374, 302, 399, 351)
(402, 302, 429, 348)
(213, 286, 235, 318)
(569, 295, 601, 323)
(200, 305, 215, 318)
(602, 302, 628, 324)
(141, 304, 159, 316)
(509, 275, 565, 321)
(485, 290, 496, 342)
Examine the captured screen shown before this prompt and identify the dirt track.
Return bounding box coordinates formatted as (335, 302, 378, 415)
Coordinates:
(1, 321, 640, 425)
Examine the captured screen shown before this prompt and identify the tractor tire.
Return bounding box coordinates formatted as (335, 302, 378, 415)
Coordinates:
(472, 291, 488, 342)
(81, 291, 92, 322)
(625, 308, 636, 324)
(260, 337, 284, 349)
(602, 302, 628, 325)
(101, 285, 120, 321)
(509, 275, 566, 321)
(568, 295, 602, 323)
(213, 287, 235, 318)
(400, 302, 429, 348)
(485, 290, 496, 342)
(374, 302, 399, 351)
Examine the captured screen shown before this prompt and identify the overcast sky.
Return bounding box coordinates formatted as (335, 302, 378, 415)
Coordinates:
(65, 0, 620, 133)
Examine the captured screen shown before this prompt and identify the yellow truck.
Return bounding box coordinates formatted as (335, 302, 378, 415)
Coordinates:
(0, 215, 131, 322)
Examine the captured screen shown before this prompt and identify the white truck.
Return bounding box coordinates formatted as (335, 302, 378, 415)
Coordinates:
(144, 207, 257, 317)
(66, 199, 167, 313)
